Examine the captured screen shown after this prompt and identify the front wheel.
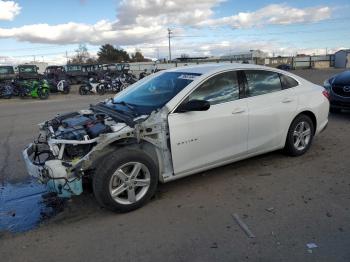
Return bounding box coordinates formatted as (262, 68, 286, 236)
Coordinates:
(96, 84, 106, 95)
(93, 148, 158, 212)
(79, 85, 88, 95)
(38, 88, 49, 100)
(284, 114, 314, 156)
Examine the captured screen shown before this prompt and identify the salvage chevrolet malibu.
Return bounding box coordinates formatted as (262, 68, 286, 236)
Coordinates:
(23, 64, 329, 212)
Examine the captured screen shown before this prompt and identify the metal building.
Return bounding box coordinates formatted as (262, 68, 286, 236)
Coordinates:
(334, 49, 350, 68)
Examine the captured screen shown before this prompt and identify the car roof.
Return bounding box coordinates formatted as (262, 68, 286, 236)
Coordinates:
(167, 63, 268, 74)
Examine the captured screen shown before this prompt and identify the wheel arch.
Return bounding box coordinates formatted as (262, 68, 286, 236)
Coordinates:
(295, 110, 317, 135)
(88, 138, 164, 182)
(282, 110, 317, 147)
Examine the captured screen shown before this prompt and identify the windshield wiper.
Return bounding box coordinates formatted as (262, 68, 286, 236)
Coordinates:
(91, 103, 135, 127)
(110, 99, 135, 111)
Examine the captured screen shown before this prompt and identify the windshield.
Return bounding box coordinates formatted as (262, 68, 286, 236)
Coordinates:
(19, 66, 36, 73)
(111, 72, 201, 115)
(66, 65, 82, 71)
(0, 66, 14, 74)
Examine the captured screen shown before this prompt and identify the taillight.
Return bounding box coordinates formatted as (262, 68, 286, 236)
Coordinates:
(322, 90, 330, 100)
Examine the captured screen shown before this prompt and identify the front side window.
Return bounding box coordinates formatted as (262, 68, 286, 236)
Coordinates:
(188, 71, 239, 105)
(245, 70, 282, 97)
(280, 74, 298, 89)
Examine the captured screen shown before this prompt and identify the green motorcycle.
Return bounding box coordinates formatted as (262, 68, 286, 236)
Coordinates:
(14, 79, 50, 99)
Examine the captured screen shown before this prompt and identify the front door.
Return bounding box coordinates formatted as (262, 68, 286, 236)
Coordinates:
(168, 71, 248, 175)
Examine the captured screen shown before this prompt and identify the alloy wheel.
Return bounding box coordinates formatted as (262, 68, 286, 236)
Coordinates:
(109, 162, 151, 205)
(293, 121, 311, 151)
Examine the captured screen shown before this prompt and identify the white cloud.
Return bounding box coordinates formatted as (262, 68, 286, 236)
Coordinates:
(200, 4, 331, 28)
(116, 0, 223, 27)
(0, 0, 335, 59)
(0, 0, 21, 21)
(0, 20, 164, 45)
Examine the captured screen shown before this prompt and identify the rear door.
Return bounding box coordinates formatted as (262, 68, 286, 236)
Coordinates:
(243, 70, 298, 153)
(168, 71, 248, 175)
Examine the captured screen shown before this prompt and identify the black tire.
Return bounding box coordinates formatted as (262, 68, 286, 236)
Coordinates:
(284, 114, 314, 156)
(79, 85, 88, 95)
(330, 107, 341, 114)
(96, 84, 106, 95)
(38, 88, 49, 100)
(93, 148, 158, 212)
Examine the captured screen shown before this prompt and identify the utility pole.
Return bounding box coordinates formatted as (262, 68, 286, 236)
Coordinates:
(168, 28, 172, 62)
(66, 51, 68, 64)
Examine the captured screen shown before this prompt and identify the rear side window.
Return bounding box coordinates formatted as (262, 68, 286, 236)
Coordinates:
(279, 74, 298, 89)
(188, 71, 239, 105)
(244, 70, 282, 97)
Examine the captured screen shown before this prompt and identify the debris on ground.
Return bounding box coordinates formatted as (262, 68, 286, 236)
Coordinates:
(232, 213, 256, 238)
(306, 242, 318, 253)
(265, 207, 275, 213)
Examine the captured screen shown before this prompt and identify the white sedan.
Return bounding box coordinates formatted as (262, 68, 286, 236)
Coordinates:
(23, 63, 329, 212)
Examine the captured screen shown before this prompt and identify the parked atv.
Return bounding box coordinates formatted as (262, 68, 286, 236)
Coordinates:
(0, 66, 16, 82)
(13, 79, 50, 99)
(79, 78, 105, 95)
(44, 66, 70, 94)
(0, 82, 13, 99)
(16, 64, 40, 80)
(65, 64, 89, 84)
(0, 66, 15, 98)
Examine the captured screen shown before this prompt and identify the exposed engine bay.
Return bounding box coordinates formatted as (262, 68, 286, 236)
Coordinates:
(22, 101, 173, 198)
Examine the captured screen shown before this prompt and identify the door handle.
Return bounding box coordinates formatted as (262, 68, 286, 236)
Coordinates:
(281, 98, 294, 103)
(232, 108, 245, 114)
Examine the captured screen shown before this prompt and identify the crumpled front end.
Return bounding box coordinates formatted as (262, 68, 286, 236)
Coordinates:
(22, 107, 130, 198)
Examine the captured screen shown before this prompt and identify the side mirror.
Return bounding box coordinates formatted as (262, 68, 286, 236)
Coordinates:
(176, 99, 210, 113)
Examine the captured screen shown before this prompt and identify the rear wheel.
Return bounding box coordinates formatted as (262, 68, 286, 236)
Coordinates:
(284, 114, 314, 156)
(93, 148, 158, 212)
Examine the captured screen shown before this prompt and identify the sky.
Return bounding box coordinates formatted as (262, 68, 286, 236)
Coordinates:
(0, 0, 349, 65)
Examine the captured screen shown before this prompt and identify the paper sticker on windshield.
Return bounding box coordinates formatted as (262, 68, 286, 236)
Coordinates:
(178, 74, 199, 80)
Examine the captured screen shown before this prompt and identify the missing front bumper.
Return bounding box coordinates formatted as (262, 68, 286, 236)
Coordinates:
(22, 143, 83, 198)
